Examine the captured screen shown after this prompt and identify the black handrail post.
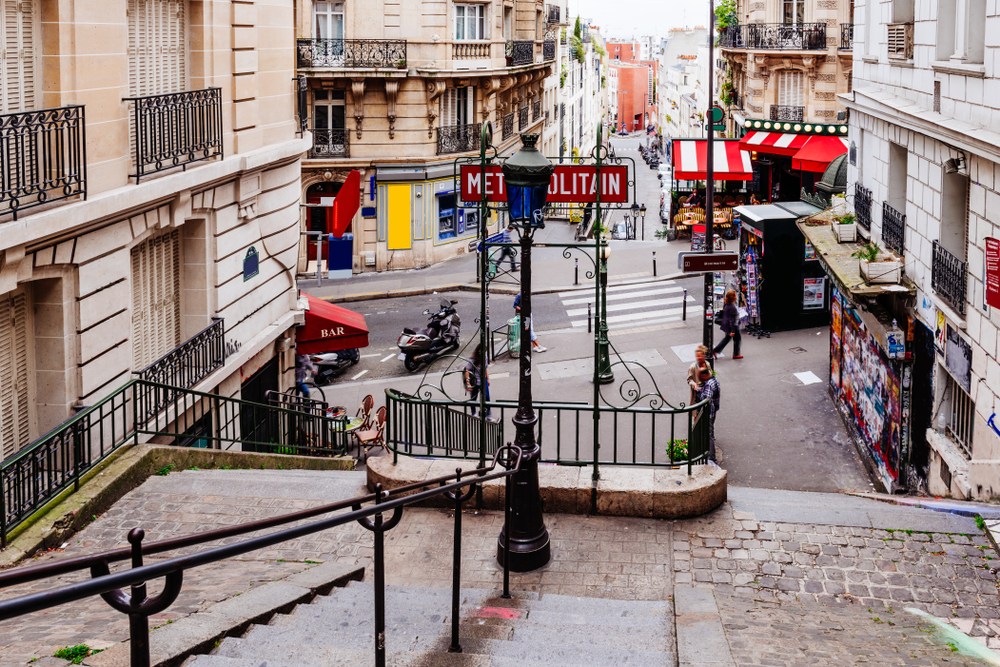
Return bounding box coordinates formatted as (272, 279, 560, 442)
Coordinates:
(372, 488, 387, 667)
(127, 529, 152, 667)
(446, 468, 475, 653)
(502, 463, 512, 599)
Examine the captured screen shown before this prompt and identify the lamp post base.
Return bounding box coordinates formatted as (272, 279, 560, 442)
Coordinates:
(496, 531, 551, 572)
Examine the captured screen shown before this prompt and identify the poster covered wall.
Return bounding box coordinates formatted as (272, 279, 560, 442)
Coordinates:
(829, 289, 902, 490)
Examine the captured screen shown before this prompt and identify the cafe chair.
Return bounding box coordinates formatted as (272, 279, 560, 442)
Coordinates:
(356, 394, 375, 430)
(355, 406, 387, 461)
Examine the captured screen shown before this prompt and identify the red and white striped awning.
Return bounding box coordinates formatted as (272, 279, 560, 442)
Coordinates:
(739, 131, 812, 156)
(791, 136, 849, 172)
(672, 139, 754, 181)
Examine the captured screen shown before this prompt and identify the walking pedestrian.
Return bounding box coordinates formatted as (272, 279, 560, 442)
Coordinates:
(497, 223, 518, 271)
(713, 290, 743, 359)
(464, 344, 493, 420)
(686, 345, 709, 405)
(696, 363, 721, 465)
(513, 293, 547, 352)
(295, 353, 316, 399)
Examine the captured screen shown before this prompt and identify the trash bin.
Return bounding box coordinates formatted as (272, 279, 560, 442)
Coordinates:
(508, 315, 521, 358)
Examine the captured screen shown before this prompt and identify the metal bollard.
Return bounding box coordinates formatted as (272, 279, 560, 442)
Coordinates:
(574, 258, 579, 285)
(683, 289, 687, 321)
(653, 251, 657, 277)
(588, 303, 592, 333)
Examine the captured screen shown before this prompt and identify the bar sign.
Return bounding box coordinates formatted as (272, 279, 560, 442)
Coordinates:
(986, 237, 1000, 309)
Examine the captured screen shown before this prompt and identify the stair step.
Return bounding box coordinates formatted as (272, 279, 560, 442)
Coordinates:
(188, 649, 491, 667)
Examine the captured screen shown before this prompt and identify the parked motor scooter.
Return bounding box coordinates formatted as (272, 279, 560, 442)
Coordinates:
(311, 348, 361, 385)
(397, 299, 461, 371)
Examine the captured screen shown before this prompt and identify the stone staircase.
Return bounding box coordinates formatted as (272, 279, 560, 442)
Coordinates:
(183, 580, 676, 667)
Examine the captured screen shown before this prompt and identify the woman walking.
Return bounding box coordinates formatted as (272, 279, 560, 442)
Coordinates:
(714, 290, 742, 359)
(464, 344, 493, 420)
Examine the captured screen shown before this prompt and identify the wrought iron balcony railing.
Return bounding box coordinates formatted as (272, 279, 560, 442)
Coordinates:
(770, 105, 804, 121)
(887, 22, 913, 60)
(543, 39, 556, 61)
(309, 128, 350, 159)
(124, 88, 223, 183)
(506, 40, 534, 66)
(296, 38, 408, 69)
(932, 240, 967, 315)
(723, 23, 827, 50)
(854, 183, 872, 230)
(519, 105, 530, 130)
(840, 23, 854, 49)
(437, 122, 482, 155)
(1, 105, 86, 221)
(533, 99, 542, 122)
(502, 112, 515, 140)
(881, 201, 905, 254)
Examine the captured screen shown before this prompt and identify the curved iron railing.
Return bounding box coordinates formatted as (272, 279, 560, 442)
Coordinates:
(932, 240, 967, 315)
(0, 106, 87, 220)
(769, 105, 804, 122)
(296, 38, 407, 69)
(309, 128, 350, 158)
(0, 446, 523, 667)
(124, 88, 223, 183)
(437, 123, 482, 155)
(506, 40, 534, 66)
(881, 201, 905, 255)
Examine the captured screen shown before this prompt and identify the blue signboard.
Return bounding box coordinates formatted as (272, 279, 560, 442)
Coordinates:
(243, 246, 259, 282)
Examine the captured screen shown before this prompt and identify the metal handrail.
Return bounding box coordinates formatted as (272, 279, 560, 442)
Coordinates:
(133, 318, 226, 415)
(0, 446, 524, 667)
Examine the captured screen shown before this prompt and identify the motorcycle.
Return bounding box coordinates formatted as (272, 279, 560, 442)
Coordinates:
(311, 348, 360, 385)
(397, 299, 462, 372)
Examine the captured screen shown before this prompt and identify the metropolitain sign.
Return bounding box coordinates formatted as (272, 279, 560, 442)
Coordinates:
(460, 165, 629, 204)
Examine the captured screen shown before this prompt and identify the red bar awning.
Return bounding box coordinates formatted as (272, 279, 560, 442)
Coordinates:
(672, 139, 753, 181)
(297, 293, 369, 354)
(792, 136, 849, 172)
(739, 131, 812, 157)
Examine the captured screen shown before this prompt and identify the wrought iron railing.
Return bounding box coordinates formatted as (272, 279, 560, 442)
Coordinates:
(0, 379, 357, 547)
(296, 38, 408, 69)
(0, 106, 87, 221)
(386, 390, 711, 471)
(881, 201, 905, 254)
(769, 105, 804, 121)
(719, 25, 745, 48)
(453, 42, 490, 59)
(506, 40, 534, 66)
(724, 23, 827, 50)
(855, 183, 872, 230)
(124, 88, 223, 183)
(840, 23, 854, 49)
(502, 112, 515, 139)
(543, 39, 556, 60)
(309, 128, 350, 158)
(436, 122, 482, 155)
(932, 240, 967, 315)
(0, 446, 524, 667)
(533, 99, 542, 121)
(519, 105, 530, 130)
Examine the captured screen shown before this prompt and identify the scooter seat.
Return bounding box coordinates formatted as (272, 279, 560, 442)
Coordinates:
(402, 327, 416, 335)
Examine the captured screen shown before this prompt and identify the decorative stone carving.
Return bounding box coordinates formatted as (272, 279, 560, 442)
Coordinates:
(749, 2, 765, 10)
(814, 91, 837, 100)
(816, 73, 837, 82)
(817, 0, 838, 7)
(350, 78, 366, 139)
(815, 109, 838, 117)
(237, 172, 261, 221)
(826, 55, 838, 63)
(426, 80, 448, 138)
(385, 79, 400, 139)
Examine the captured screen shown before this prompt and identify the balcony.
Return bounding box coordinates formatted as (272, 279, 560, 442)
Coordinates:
(840, 23, 854, 49)
(887, 23, 913, 60)
(854, 183, 872, 231)
(721, 23, 827, 50)
(0, 106, 86, 221)
(453, 42, 490, 59)
(533, 99, 542, 122)
(437, 123, 482, 155)
(543, 39, 556, 61)
(519, 105, 530, 131)
(502, 112, 515, 140)
(769, 105, 804, 121)
(296, 39, 408, 69)
(881, 201, 905, 255)
(309, 129, 350, 159)
(506, 40, 534, 67)
(932, 241, 967, 315)
(124, 88, 223, 184)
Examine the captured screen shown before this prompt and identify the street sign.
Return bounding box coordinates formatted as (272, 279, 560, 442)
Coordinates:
(677, 251, 739, 273)
(711, 105, 725, 123)
(460, 165, 629, 204)
(986, 237, 1000, 309)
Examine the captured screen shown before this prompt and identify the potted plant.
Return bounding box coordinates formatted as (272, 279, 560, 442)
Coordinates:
(397, 58, 407, 69)
(667, 439, 688, 466)
(853, 242, 902, 284)
(834, 212, 857, 242)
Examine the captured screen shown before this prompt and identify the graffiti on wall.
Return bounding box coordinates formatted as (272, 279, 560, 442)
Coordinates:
(830, 290, 901, 489)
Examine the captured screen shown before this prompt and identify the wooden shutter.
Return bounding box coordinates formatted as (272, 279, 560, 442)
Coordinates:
(1, 0, 35, 114)
(131, 231, 181, 368)
(0, 291, 31, 459)
(441, 88, 456, 127)
(128, 0, 185, 97)
(778, 71, 803, 107)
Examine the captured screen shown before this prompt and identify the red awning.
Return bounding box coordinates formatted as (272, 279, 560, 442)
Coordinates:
(330, 170, 361, 238)
(297, 293, 369, 354)
(792, 136, 849, 172)
(672, 139, 753, 181)
(739, 131, 812, 157)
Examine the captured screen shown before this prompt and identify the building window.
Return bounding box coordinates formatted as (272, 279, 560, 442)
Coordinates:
(0, 0, 37, 113)
(777, 70, 804, 108)
(454, 3, 487, 40)
(314, 89, 346, 130)
(437, 194, 478, 238)
(783, 0, 805, 23)
(936, 0, 985, 63)
(887, 143, 908, 213)
(128, 0, 187, 98)
(0, 290, 32, 459)
(314, 1, 344, 39)
(503, 6, 511, 40)
(940, 171, 968, 260)
(943, 372, 974, 458)
(441, 86, 474, 127)
(131, 230, 182, 369)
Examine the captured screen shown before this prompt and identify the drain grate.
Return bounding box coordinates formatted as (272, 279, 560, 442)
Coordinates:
(789, 347, 808, 354)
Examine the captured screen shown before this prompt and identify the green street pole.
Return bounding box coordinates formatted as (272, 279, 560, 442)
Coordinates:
(477, 121, 493, 509)
(596, 122, 613, 386)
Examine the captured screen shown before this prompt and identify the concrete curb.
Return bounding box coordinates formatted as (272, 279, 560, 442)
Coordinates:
(84, 562, 365, 667)
(0, 445, 354, 570)
(367, 455, 727, 520)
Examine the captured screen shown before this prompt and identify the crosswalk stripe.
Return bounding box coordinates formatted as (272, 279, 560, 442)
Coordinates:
(571, 304, 704, 327)
(556, 278, 675, 298)
(561, 285, 683, 306)
(566, 294, 694, 317)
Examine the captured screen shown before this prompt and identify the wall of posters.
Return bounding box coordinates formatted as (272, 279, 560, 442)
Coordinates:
(935, 310, 946, 353)
(830, 289, 843, 391)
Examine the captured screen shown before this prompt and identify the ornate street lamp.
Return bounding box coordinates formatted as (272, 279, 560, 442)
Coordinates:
(630, 203, 640, 241)
(497, 133, 553, 572)
(639, 203, 647, 241)
(597, 239, 614, 384)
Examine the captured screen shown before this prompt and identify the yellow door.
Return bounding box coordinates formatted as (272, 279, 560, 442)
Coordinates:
(386, 184, 412, 250)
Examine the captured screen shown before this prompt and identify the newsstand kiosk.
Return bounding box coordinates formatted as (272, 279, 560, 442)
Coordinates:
(736, 202, 829, 332)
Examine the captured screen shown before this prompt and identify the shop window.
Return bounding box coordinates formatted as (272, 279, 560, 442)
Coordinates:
(437, 193, 480, 239)
(454, 4, 487, 40)
(943, 372, 974, 458)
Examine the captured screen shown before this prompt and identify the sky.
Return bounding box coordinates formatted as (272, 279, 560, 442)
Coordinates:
(570, 0, 711, 40)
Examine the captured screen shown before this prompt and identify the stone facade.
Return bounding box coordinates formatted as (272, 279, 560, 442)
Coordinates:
(845, 0, 1000, 499)
(0, 0, 305, 458)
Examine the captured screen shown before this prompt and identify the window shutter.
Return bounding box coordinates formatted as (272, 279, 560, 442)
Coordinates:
(441, 88, 456, 127)
(0, 291, 31, 459)
(132, 231, 181, 369)
(778, 71, 803, 107)
(128, 0, 185, 97)
(2, 0, 35, 114)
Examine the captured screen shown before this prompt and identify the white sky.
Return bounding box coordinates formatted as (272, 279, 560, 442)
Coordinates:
(570, 0, 712, 40)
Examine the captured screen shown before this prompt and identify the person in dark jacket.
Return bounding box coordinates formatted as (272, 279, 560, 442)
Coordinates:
(696, 363, 721, 464)
(713, 290, 742, 359)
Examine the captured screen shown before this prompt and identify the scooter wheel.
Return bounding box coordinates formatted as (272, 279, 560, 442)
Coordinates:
(403, 355, 420, 372)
